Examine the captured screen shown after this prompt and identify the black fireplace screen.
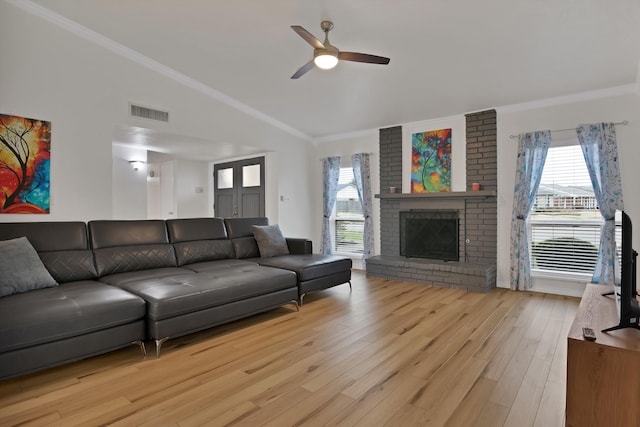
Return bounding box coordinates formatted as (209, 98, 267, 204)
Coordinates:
(400, 210, 459, 261)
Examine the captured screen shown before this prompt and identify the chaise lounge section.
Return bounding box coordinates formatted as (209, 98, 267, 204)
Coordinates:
(223, 217, 353, 304)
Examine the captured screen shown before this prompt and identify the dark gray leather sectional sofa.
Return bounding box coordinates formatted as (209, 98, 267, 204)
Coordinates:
(0, 217, 352, 379)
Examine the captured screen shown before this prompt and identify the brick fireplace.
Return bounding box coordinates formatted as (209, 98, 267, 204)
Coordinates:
(366, 110, 497, 292)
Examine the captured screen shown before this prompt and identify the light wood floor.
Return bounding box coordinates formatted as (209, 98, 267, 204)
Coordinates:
(0, 271, 579, 427)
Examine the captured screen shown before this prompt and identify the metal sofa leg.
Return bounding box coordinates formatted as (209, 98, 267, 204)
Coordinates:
(299, 293, 306, 306)
(290, 299, 300, 312)
(155, 337, 169, 359)
(348, 280, 352, 291)
(132, 340, 147, 358)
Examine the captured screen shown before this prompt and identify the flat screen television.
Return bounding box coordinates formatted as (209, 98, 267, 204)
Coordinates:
(602, 210, 640, 332)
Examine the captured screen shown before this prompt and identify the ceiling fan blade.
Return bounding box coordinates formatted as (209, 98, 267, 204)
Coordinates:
(291, 60, 315, 79)
(291, 25, 324, 49)
(338, 52, 390, 65)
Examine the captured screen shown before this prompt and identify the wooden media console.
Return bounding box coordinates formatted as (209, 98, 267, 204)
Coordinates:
(566, 283, 640, 426)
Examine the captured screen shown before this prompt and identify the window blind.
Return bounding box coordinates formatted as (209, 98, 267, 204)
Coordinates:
(335, 167, 364, 254)
(530, 144, 603, 275)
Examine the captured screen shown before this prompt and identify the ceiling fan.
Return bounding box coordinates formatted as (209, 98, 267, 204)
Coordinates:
(290, 21, 390, 79)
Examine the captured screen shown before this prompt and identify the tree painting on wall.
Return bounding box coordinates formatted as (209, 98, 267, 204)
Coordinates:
(411, 128, 451, 193)
(0, 114, 51, 213)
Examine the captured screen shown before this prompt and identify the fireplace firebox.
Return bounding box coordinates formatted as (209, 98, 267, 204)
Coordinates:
(400, 210, 459, 261)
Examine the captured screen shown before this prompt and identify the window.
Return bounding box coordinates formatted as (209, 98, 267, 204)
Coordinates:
(217, 168, 233, 189)
(242, 164, 261, 187)
(530, 143, 613, 276)
(334, 167, 364, 254)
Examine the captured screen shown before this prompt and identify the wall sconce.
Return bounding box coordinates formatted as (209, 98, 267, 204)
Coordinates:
(129, 160, 145, 171)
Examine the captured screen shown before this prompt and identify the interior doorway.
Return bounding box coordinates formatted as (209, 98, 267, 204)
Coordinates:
(214, 156, 265, 218)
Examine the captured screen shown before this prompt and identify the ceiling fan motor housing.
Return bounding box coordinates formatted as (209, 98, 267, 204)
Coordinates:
(314, 44, 339, 59)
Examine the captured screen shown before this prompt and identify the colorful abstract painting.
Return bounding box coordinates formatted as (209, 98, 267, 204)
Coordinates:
(0, 114, 51, 213)
(411, 128, 451, 193)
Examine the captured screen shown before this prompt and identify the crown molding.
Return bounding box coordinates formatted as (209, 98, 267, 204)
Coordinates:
(313, 112, 467, 145)
(313, 83, 638, 144)
(6, 0, 312, 143)
(496, 84, 637, 114)
(312, 127, 378, 145)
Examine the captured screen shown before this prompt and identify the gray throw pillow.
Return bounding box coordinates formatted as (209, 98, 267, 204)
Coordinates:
(252, 224, 290, 258)
(0, 236, 58, 297)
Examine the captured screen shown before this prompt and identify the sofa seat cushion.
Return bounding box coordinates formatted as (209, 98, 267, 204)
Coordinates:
(0, 281, 146, 353)
(108, 264, 297, 321)
(98, 267, 196, 287)
(257, 254, 352, 282)
(183, 259, 259, 273)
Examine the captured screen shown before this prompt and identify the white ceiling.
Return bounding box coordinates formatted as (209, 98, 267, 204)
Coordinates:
(27, 0, 640, 155)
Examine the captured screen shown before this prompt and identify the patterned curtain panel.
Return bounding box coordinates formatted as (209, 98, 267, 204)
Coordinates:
(352, 153, 374, 262)
(577, 123, 624, 285)
(510, 130, 551, 290)
(321, 156, 341, 254)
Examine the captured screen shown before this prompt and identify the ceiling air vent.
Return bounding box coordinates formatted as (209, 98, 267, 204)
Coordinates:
(129, 103, 169, 122)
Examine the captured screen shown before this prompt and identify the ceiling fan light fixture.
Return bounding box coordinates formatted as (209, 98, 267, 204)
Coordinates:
(290, 21, 390, 79)
(314, 52, 338, 70)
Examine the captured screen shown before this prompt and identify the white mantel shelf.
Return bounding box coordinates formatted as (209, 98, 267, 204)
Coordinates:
(375, 190, 497, 200)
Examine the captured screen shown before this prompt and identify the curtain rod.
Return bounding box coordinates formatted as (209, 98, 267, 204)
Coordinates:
(509, 120, 628, 139)
(320, 152, 375, 160)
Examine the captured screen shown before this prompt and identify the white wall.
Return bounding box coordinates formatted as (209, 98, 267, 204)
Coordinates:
(175, 159, 209, 218)
(147, 163, 161, 219)
(0, 2, 314, 236)
(112, 145, 148, 219)
(257, 147, 314, 238)
(497, 92, 640, 296)
(0, 4, 113, 221)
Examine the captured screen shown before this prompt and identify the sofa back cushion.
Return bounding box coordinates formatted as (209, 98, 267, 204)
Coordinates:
(89, 220, 177, 276)
(39, 251, 98, 283)
(224, 217, 269, 239)
(167, 218, 234, 266)
(0, 221, 98, 283)
(229, 237, 259, 259)
(224, 217, 268, 259)
(167, 218, 227, 241)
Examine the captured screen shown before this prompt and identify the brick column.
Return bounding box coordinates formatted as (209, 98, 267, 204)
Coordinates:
(465, 110, 497, 265)
(465, 110, 497, 191)
(379, 126, 402, 192)
(379, 126, 402, 256)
